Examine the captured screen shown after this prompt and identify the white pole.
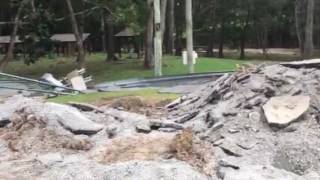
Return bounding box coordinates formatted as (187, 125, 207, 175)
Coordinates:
(186, 0, 194, 73)
(154, 0, 162, 76)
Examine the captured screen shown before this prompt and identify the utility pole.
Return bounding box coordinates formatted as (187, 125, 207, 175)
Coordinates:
(154, 0, 162, 76)
(186, 0, 194, 73)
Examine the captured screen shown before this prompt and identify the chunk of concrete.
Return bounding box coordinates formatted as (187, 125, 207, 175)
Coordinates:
(263, 96, 310, 127)
(44, 103, 104, 135)
(0, 95, 33, 123)
(136, 121, 152, 133)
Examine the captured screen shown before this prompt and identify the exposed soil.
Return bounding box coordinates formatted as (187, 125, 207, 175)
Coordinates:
(95, 96, 171, 117)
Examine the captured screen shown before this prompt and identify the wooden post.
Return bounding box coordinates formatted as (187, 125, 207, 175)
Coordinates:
(154, 0, 162, 76)
(186, 0, 194, 73)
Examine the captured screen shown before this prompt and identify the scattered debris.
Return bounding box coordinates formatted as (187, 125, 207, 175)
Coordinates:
(65, 69, 88, 91)
(2, 60, 320, 179)
(0, 72, 81, 95)
(166, 60, 320, 179)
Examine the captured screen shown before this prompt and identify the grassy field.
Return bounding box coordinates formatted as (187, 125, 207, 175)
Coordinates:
(50, 89, 179, 104)
(4, 53, 247, 83)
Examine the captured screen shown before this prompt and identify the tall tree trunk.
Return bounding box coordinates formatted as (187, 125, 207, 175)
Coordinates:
(30, 0, 36, 12)
(261, 25, 268, 56)
(154, 0, 162, 76)
(295, 0, 306, 55)
(239, 8, 251, 60)
(144, 0, 154, 69)
(167, 0, 175, 54)
(186, 0, 194, 73)
(101, 10, 106, 53)
(218, 22, 224, 58)
(107, 18, 117, 61)
(206, 0, 216, 57)
(207, 30, 215, 57)
(79, 0, 85, 36)
(239, 32, 246, 60)
(160, 0, 168, 45)
(175, 32, 183, 56)
(65, 0, 86, 69)
(0, 0, 26, 71)
(303, 0, 314, 59)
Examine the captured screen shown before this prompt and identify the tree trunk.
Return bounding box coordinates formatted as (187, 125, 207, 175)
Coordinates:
(167, 0, 175, 54)
(218, 22, 224, 58)
(65, 0, 86, 69)
(175, 34, 183, 56)
(206, 0, 216, 57)
(79, 0, 85, 37)
(207, 31, 214, 57)
(261, 25, 268, 56)
(303, 0, 314, 59)
(154, 0, 162, 76)
(101, 10, 106, 53)
(186, 0, 194, 73)
(240, 32, 246, 60)
(295, 0, 306, 55)
(160, 0, 168, 45)
(239, 8, 251, 60)
(30, 0, 36, 12)
(0, 0, 26, 71)
(107, 18, 117, 61)
(144, 0, 154, 69)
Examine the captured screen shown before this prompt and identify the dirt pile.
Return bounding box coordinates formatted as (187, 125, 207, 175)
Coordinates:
(2, 60, 320, 179)
(0, 96, 212, 179)
(167, 60, 320, 179)
(96, 96, 171, 116)
(92, 129, 214, 175)
(1, 105, 93, 156)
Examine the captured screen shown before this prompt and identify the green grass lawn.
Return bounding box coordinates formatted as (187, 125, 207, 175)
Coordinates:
(50, 89, 179, 104)
(4, 53, 247, 83)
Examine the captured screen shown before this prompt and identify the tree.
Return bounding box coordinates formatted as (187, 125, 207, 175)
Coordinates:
(65, 0, 86, 69)
(167, 0, 175, 54)
(100, 9, 106, 52)
(144, 0, 154, 68)
(160, 0, 168, 44)
(186, 0, 194, 73)
(0, 0, 27, 71)
(206, 0, 216, 57)
(295, 0, 306, 55)
(215, 0, 233, 58)
(154, 0, 162, 76)
(106, 16, 117, 61)
(303, 0, 314, 59)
